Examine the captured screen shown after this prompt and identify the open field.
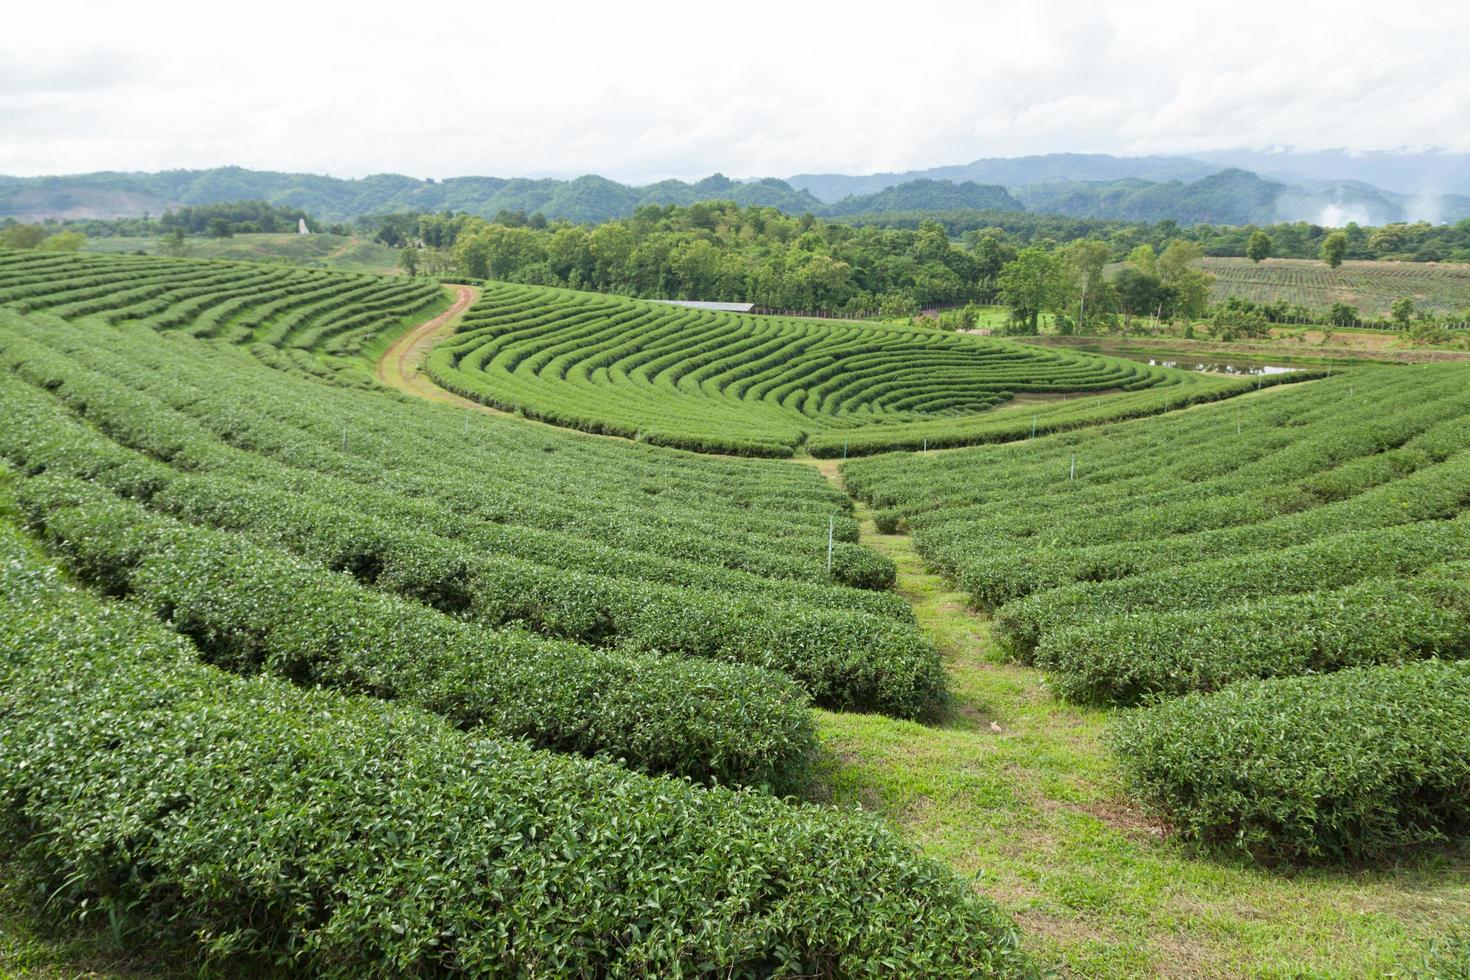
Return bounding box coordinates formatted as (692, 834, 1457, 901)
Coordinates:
(1201, 256, 1470, 317)
(2, 246, 1468, 976)
(82, 232, 403, 274)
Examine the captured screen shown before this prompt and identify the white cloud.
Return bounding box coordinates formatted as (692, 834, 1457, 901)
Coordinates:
(1, 0, 1467, 180)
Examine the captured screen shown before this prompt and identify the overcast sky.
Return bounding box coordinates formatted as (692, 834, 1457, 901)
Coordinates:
(3, 0, 1467, 182)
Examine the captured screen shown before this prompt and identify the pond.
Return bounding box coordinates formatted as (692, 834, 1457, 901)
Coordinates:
(1119, 355, 1301, 376)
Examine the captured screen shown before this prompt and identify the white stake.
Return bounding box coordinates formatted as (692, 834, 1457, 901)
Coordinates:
(826, 516, 834, 575)
(1070, 455, 1076, 481)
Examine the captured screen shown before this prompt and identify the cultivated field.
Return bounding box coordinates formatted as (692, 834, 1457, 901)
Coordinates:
(82, 232, 403, 274)
(1202, 256, 1470, 316)
(0, 246, 1466, 977)
(428, 281, 1283, 457)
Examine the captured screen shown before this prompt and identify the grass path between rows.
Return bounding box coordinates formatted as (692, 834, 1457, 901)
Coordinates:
(802, 457, 1470, 978)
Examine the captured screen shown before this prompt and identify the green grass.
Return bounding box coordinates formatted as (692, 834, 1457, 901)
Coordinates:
(813, 491, 1470, 977)
(82, 233, 402, 274)
(1201, 257, 1470, 317)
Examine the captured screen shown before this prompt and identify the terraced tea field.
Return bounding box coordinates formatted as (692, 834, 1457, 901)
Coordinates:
(1201, 256, 1470, 317)
(428, 281, 1281, 456)
(1, 246, 1466, 977)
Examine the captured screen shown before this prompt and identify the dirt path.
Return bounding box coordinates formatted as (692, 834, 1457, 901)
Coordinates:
(374, 284, 510, 414)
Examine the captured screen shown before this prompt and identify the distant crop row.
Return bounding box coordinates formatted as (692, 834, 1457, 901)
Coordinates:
(1201, 257, 1470, 316)
(845, 362, 1470, 860)
(0, 248, 446, 382)
(426, 281, 1252, 456)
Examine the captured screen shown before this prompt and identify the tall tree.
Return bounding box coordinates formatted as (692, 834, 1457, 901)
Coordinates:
(1062, 239, 1110, 333)
(997, 247, 1069, 334)
(1156, 240, 1213, 320)
(1246, 231, 1272, 263)
(1321, 231, 1348, 269)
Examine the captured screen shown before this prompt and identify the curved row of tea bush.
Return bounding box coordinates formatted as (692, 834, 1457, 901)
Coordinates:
(843, 364, 1470, 860)
(0, 314, 940, 719)
(425, 281, 1219, 456)
(18, 474, 817, 790)
(1112, 659, 1470, 862)
(1037, 570, 1470, 704)
(0, 305, 886, 589)
(0, 522, 1034, 976)
(0, 248, 447, 382)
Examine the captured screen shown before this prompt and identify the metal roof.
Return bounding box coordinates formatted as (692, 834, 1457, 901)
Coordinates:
(648, 299, 756, 313)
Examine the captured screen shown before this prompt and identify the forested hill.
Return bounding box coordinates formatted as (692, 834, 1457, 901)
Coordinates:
(0, 168, 1022, 224)
(7, 161, 1468, 227)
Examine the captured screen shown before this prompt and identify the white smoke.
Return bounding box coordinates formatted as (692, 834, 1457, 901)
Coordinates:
(1404, 187, 1445, 224)
(1315, 202, 1373, 227)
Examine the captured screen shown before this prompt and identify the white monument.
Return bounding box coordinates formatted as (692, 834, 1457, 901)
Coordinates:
(298, 218, 310, 235)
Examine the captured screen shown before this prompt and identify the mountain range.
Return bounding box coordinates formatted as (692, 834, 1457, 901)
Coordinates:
(2, 151, 1467, 228)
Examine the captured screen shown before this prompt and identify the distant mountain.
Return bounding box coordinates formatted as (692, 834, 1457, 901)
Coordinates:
(6, 156, 1470, 229)
(1015, 169, 1470, 225)
(789, 153, 1218, 203)
(821, 179, 1021, 217)
(0, 168, 828, 224)
(1189, 149, 1470, 198)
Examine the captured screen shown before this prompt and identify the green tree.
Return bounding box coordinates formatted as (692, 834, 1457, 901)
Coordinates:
(159, 228, 188, 257)
(1246, 231, 1272, 263)
(1321, 231, 1348, 268)
(1062, 238, 1110, 333)
(997, 247, 1069, 334)
(1156, 240, 1213, 320)
(398, 246, 420, 276)
(37, 230, 86, 252)
(1391, 298, 1415, 330)
(1209, 306, 1270, 341)
(206, 217, 234, 239)
(0, 223, 46, 249)
(1113, 267, 1165, 329)
(1125, 244, 1157, 275)
(1328, 302, 1359, 327)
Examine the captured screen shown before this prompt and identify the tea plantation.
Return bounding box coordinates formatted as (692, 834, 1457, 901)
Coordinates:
(426, 280, 1280, 456)
(1, 246, 1465, 975)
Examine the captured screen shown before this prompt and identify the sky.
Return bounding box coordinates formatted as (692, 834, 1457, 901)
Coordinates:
(3, 0, 1468, 182)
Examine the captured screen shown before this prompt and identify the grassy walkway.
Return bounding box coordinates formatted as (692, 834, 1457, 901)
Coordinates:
(809, 461, 1470, 977)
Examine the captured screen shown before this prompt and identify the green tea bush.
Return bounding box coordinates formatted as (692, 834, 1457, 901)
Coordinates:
(1112, 660, 1470, 861)
(20, 476, 817, 789)
(0, 525, 1034, 977)
(1037, 572, 1470, 703)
